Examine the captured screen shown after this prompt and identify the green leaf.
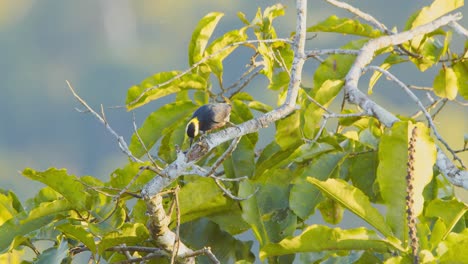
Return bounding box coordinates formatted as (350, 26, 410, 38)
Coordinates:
(129, 101, 197, 158)
(429, 218, 447, 250)
(437, 229, 468, 262)
(250, 169, 297, 244)
(349, 152, 379, 201)
(22, 168, 89, 210)
(290, 152, 347, 219)
(35, 238, 68, 264)
(175, 177, 237, 225)
(260, 225, 398, 260)
(275, 111, 301, 149)
(109, 162, 156, 191)
(0, 199, 72, 253)
(126, 72, 206, 110)
(0, 190, 23, 226)
(303, 80, 344, 138)
(377, 122, 409, 242)
(247, 100, 273, 113)
(368, 54, 407, 94)
(307, 15, 382, 37)
(57, 223, 97, 253)
(268, 71, 290, 91)
(317, 198, 344, 225)
(313, 39, 366, 88)
(452, 60, 468, 100)
(308, 178, 393, 237)
(239, 180, 269, 247)
(180, 218, 255, 263)
(376, 122, 436, 241)
(204, 29, 247, 80)
(223, 100, 257, 179)
(425, 198, 468, 236)
(98, 223, 149, 254)
(189, 12, 224, 66)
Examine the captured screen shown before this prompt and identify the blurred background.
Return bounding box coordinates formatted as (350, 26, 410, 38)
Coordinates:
(1, 0, 467, 203)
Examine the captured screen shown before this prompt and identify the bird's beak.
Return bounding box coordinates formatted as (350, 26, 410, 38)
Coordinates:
(189, 138, 193, 147)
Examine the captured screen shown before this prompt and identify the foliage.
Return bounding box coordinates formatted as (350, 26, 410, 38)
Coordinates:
(1, 1, 467, 263)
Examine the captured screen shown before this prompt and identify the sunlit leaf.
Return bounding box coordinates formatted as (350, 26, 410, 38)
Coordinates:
(260, 225, 397, 260)
(425, 198, 468, 235)
(57, 223, 97, 253)
(407, 0, 463, 29)
(307, 15, 382, 37)
(0, 199, 71, 254)
(109, 162, 155, 191)
(376, 122, 435, 241)
(22, 168, 89, 210)
(434, 67, 458, 100)
(98, 223, 149, 254)
(126, 72, 206, 110)
(0, 190, 23, 226)
(303, 80, 344, 139)
(275, 111, 301, 149)
(438, 229, 468, 262)
(452, 60, 468, 100)
(189, 12, 224, 66)
(308, 178, 393, 237)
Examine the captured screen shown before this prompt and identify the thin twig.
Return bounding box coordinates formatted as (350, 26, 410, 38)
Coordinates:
(207, 137, 242, 176)
(367, 66, 465, 168)
(66, 80, 143, 163)
(411, 98, 443, 119)
(113, 252, 165, 264)
(132, 112, 163, 173)
(449, 21, 468, 38)
(170, 186, 181, 264)
(180, 247, 220, 264)
(325, 0, 388, 33)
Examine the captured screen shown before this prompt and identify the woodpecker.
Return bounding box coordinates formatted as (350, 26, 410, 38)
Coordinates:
(186, 103, 232, 146)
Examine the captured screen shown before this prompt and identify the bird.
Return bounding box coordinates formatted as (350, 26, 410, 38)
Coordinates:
(186, 103, 232, 146)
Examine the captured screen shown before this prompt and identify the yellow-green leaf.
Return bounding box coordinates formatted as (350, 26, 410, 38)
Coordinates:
(308, 178, 393, 237)
(189, 12, 224, 66)
(308, 15, 382, 37)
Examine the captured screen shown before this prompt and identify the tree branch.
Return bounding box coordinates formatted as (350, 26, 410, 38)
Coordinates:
(141, 0, 309, 197)
(342, 13, 468, 188)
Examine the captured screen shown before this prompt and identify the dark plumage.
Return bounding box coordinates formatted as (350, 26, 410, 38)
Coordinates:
(186, 103, 232, 146)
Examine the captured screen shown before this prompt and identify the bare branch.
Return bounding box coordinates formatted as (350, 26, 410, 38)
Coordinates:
(449, 21, 468, 38)
(325, 0, 389, 33)
(306, 49, 359, 58)
(66, 80, 143, 163)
